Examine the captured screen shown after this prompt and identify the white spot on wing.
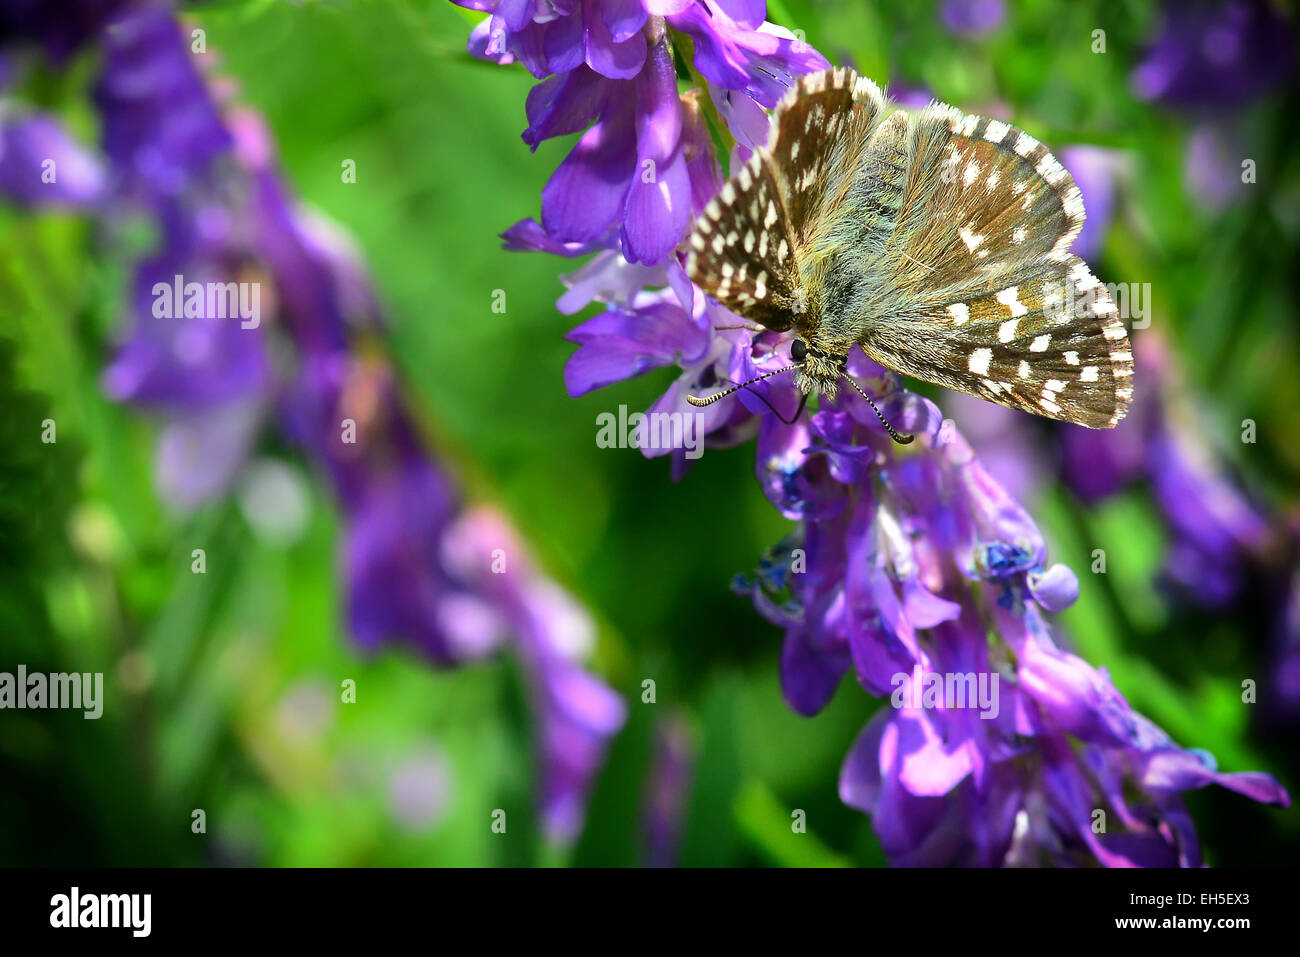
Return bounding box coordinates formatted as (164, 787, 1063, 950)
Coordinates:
(1013, 131, 1041, 158)
(984, 120, 1010, 144)
(996, 286, 1028, 317)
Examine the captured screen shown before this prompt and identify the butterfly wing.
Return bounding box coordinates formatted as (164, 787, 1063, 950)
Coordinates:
(686, 68, 886, 333)
(855, 103, 1132, 428)
(865, 254, 1133, 428)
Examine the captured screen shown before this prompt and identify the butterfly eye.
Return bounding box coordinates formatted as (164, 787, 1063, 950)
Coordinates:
(791, 339, 808, 362)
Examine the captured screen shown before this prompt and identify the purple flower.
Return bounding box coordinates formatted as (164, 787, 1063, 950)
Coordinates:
(1132, 0, 1296, 109)
(0, 113, 106, 207)
(527, 37, 692, 264)
(88, 6, 273, 509)
(1063, 333, 1272, 609)
(441, 508, 627, 842)
(1059, 146, 1122, 264)
(644, 712, 695, 866)
(736, 359, 1286, 865)
(462, 9, 1290, 865)
(500, 4, 826, 266)
(0, 0, 133, 62)
(941, 391, 1044, 504)
(93, 6, 233, 202)
(939, 0, 1005, 38)
(8, 2, 626, 846)
(667, 4, 828, 107)
(462, 0, 647, 79)
(1267, 555, 1300, 726)
(839, 602, 1289, 866)
(1184, 122, 1249, 211)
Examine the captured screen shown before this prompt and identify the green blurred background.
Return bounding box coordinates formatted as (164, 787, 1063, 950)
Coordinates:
(1, 0, 1297, 866)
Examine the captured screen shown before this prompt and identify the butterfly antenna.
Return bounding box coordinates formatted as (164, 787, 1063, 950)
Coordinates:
(755, 390, 809, 426)
(843, 375, 914, 445)
(687, 364, 799, 407)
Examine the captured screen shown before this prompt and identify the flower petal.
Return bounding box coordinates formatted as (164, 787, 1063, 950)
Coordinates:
(540, 105, 636, 243)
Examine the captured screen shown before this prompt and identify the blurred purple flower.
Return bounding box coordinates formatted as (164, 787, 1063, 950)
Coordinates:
(1060, 332, 1300, 722)
(441, 508, 628, 842)
(1132, 0, 1295, 109)
(0, 113, 106, 207)
(1059, 145, 1122, 264)
(388, 744, 453, 834)
(93, 5, 232, 203)
(939, 0, 1005, 37)
(644, 713, 695, 866)
(1062, 334, 1272, 610)
(941, 391, 1044, 504)
(1184, 123, 1249, 212)
(6, 1, 626, 847)
(888, 82, 935, 111)
(0, 0, 133, 62)
(1268, 555, 1300, 726)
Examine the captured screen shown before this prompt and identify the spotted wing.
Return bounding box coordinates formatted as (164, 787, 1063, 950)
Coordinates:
(686, 68, 886, 332)
(878, 103, 1087, 302)
(857, 104, 1131, 428)
(867, 255, 1133, 428)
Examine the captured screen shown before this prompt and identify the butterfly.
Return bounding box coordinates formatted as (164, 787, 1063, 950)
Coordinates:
(684, 67, 1133, 444)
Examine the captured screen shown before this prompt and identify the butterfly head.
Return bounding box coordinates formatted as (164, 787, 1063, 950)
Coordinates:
(790, 337, 846, 400)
